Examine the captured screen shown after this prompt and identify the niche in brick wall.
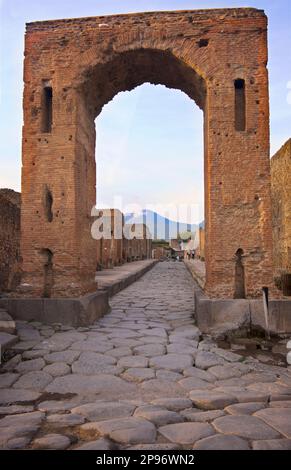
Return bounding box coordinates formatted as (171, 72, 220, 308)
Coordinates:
(42, 84, 53, 133)
(44, 186, 53, 222)
(234, 248, 246, 298)
(234, 79, 246, 131)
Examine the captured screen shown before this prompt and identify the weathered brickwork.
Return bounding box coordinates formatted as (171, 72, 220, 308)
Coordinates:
(271, 139, 291, 278)
(20, 8, 274, 298)
(0, 189, 21, 292)
(198, 228, 205, 261)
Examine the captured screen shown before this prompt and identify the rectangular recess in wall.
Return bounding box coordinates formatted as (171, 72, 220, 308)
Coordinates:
(42, 85, 53, 133)
(234, 79, 246, 131)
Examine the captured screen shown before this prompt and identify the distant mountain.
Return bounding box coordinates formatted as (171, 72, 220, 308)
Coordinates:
(125, 209, 203, 241)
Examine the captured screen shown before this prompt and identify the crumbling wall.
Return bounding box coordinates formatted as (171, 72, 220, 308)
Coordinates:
(271, 139, 291, 282)
(0, 189, 21, 292)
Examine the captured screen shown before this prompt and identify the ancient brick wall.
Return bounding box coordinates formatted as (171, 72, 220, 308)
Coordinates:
(21, 8, 274, 298)
(198, 228, 205, 260)
(271, 139, 291, 277)
(0, 189, 21, 292)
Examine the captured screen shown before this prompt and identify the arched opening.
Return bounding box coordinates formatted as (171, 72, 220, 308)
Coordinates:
(77, 48, 207, 278)
(95, 83, 204, 249)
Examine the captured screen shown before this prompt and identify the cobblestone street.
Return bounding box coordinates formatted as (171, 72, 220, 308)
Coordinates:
(1, 262, 291, 450)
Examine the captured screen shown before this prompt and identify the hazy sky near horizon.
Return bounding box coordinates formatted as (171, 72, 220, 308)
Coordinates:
(0, 0, 290, 223)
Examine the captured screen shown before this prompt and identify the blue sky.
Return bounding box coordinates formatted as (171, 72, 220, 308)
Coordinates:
(0, 1, 290, 223)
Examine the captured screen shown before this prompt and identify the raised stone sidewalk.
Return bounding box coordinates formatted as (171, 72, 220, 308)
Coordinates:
(0, 262, 290, 450)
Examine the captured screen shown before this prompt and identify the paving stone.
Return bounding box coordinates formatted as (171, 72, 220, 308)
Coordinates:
(0, 411, 44, 428)
(225, 402, 266, 415)
(32, 433, 71, 450)
(113, 338, 144, 348)
(44, 350, 81, 364)
(138, 328, 168, 338)
(74, 438, 117, 450)
(156, 369, 183, 382)
(158, 422, 214, 445)
(13, 371, 53, 391)
(0, 373, 20, 388)
(0, 425, 38, 449)
(133, 344, 166, 357)
(37, 399, 81, 413)
(193, 434, 250, 450)
(68, 339, 112, 353)
(134, 405, 183, 426)
(141, 379, 185, 399)
(178, 377, 214, 391)
(166, 343, 198, 356)
(183, 367, 216, 382)
(247, 382, 291, 396)
(0, 311, 15, 334)
(195, 351, 225, 370)
(212, 348, 243, 363)
(270, 400, 291, 408)
(105, 347, 132, 358)
(213, 414, 281, 440)
(71, 352, 121, 375)
(208, 365, 242, 380)
(8, 339, 34, 352)
(149, 354, 193, 372)
(72, 401, 136, 421)
(22, 350, 48, 360)
(46, 374, 137, 397)
(1, 354, 21, 371)
(33, 337, 73, 352)
(150, 397, 192, 412)
(5, 436, 32, 449)
(18, 327, 41, 342)
(46, 413, 85, 427)
(254, 408, 291, 438)
(0, 405, 34, 415)
(128, 443, 180, 450)
(109, 329, 141, 339)
(189, 390, 237, 410)
(42, 362, 71, 377)
(181, 409, 225, 422)
(0, 388, 41, 405)
(122, 368, 155, 383)
(252, 439, 291, 450)
(172, 326, 200, 337)
(81, 417, 156, 444)
(233, 390, 270, 403)
(16, 358, 45, 373)
(118, 356, 149, 368)
(242, 372, 279, 385)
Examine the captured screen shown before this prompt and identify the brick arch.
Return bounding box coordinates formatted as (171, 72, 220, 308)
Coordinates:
(20, 8, 274, 299)
(76, 48, 207, 118)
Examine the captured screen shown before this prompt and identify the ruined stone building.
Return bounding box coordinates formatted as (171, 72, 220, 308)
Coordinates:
(123, 223, 152, 262)
(0, 189, 21, 292)
(271, 139, 291, 295)
(96, 210, 152, 269)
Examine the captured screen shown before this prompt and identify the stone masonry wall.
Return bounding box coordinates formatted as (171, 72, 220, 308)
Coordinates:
(271, 139, 291, 277)
(0, 189, 21, 292)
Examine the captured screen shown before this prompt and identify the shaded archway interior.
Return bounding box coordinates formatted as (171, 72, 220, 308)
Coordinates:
(79, 49, 207, 119)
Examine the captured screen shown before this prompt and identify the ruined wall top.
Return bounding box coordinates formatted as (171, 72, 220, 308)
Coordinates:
(26, 8, 266, 32)
(271, 138, 291, 163)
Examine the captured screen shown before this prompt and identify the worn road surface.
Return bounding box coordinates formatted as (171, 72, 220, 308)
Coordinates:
(1, 262, 291, 450)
